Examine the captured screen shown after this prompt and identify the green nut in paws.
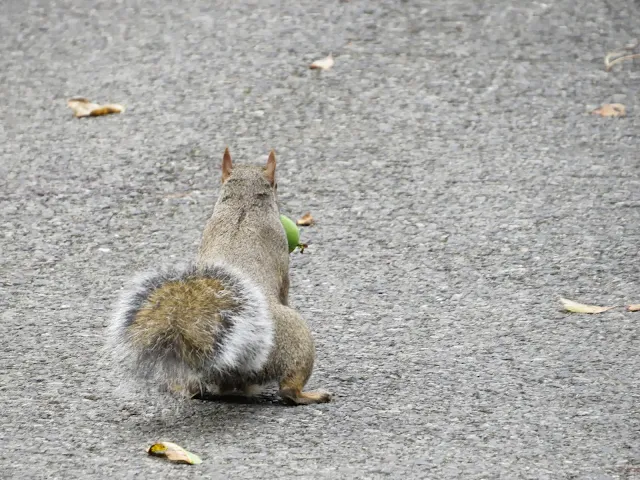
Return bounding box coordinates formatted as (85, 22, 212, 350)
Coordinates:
(280, 214, 301, 253)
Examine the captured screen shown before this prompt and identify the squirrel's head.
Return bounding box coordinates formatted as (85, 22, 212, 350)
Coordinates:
(218, 147, 278, 204)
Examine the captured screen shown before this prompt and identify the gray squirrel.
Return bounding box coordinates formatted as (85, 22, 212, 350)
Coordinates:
(108, 148, 331, 405)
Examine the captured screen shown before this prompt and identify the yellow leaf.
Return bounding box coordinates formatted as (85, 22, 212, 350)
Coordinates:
(627, 304, 640, 312)
(147, 442, 202, 465)
(559, 298, 616, 314)
(591, 103, 626, 118)
(309, 54, 334, 70)
(67, 97, 124, 118)
(296, 212, 315, 226)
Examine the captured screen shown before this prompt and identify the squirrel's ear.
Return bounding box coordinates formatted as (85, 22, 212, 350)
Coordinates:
(265, 150, 276, 185)
(222, 147, 232, 183)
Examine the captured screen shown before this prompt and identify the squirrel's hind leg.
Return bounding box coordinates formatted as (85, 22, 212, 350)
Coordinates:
(279, 376, 332, 405)
(271, 305, 332, 405)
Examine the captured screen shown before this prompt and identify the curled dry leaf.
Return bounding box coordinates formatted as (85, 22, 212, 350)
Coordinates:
(147, 442, 202, 465)
(309, 54, 334, 70)
(605, 53, 640, 71)
(67, 97, 124, 118)
(559, 298, 616, 314)
(591, 103, 626, 118)
(627, 304, 640, 312)
(296, 212, 315, 226)
(604, 39, 640, 71)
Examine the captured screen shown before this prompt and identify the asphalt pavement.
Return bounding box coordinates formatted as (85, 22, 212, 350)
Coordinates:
(1, 0, 639, 478)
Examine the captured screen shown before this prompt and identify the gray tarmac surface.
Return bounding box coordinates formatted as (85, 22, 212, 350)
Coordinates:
(1, 0, 639, 478)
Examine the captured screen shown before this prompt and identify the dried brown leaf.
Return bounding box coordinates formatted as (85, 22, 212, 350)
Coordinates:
(605, 53, 640, 71)
(67, 97, 124, 118)
(559, 298, 616, 314)
(148, 442, 202, 465)
(604, 40, 640, 71)
(309, 54, 334, 70)
(296, 212, 315, 226)
(591, 103, 626, 118)
(627, 304, 640, 312)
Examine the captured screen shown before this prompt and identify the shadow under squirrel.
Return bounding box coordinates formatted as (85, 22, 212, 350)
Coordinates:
(108, 148, 331, 406)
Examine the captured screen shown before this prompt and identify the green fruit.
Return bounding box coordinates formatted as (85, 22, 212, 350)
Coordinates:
(280, 215, 300, 253)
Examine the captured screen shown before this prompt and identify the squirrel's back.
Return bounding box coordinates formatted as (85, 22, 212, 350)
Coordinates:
(109, 263, 273, 393)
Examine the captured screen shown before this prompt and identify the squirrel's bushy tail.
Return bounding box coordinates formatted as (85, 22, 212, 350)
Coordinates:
(107, 263, 273, 394)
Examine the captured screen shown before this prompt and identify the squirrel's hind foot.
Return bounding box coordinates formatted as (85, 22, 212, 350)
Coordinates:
(279, 387, 332, 406)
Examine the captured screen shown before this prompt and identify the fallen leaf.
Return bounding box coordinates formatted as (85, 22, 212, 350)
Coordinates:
(605, 53, 640, 71)
(591, 103, 626, 118)
(309, 54, 334, 70)
(148, 442, 202, 465)
(67, 97, 124, 118)
(296, 212, 315, 226)
(627, 304, 640, 312)
(559, 298, 616, 314)
(604, 39, 640, 71)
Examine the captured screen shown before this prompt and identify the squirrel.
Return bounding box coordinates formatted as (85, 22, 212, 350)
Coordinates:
(107, 148, 331, 406)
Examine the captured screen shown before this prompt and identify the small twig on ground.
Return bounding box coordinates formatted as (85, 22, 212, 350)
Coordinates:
(105, 212, 116, 230)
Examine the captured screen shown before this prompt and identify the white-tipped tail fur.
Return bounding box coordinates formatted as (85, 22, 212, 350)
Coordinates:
(107, 262, 273, 394)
